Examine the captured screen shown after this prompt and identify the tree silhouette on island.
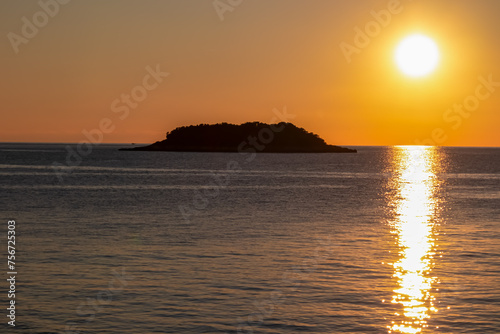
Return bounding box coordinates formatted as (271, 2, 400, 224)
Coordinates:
(121, 122, 357, 153)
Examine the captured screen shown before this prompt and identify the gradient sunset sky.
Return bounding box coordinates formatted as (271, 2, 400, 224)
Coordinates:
(1, 0, 499, 146)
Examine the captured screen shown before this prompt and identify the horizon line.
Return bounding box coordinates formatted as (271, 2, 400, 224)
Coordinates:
(0, 141, 499, 149)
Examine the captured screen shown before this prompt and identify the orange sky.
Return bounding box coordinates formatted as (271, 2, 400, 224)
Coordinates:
(1, 0, 499, 146)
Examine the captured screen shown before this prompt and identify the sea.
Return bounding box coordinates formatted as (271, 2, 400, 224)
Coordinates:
(0, 143, 499, 334)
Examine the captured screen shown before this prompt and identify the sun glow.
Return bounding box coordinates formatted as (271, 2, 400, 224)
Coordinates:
(387, 146, 444, 333)
(395, 34, 440, 78)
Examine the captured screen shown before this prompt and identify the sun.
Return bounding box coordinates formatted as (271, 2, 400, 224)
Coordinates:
(395, 34, 440, 78)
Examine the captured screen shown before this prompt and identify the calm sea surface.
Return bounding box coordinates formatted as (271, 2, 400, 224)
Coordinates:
(0, 144, 499, 333)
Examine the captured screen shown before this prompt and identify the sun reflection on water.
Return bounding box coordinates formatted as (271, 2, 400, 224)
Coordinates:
(388, 146, 443, 333)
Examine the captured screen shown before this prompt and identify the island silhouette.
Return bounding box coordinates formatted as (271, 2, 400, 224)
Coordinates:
(120, 122, 357, 153)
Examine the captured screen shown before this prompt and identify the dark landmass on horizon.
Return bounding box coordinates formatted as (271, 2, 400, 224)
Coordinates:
(120, 122, 357, 153)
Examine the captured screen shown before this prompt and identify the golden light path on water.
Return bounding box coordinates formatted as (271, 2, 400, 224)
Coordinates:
(388, 146, 443, 334)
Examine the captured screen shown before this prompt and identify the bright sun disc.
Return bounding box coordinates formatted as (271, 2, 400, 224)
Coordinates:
(395, 34, 440, 78)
